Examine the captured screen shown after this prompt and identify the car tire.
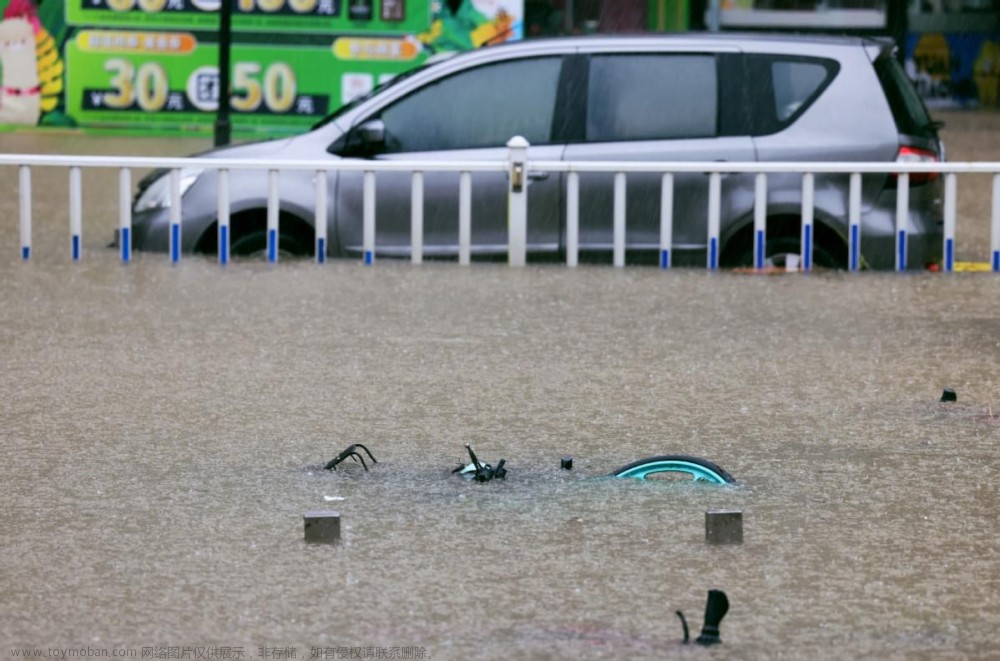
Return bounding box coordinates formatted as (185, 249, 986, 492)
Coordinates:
(734, 234, 840, 270)
(230, 230, 310, 258)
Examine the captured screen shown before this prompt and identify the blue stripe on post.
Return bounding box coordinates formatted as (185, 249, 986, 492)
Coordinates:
(171, 225, 180, 263)
(364, 250, 373, 265)
(993, 250, 1000, 273)
(268, 229, 277, 263)
(709, 238, 718, 270)
(755, 230, 764, 270)
(897, 230, 906, 271)
(850, 225, 859, 271)
(21, 246, 30, 260)
(317, 238, 326, 264)
(803, 225, 812, 271)
(72, 235, 81, 261)
(945, 238, 954, 273)
(219, 226, 229, 265)
(121, 228, 131, 263)
(660, 249, 669, 269)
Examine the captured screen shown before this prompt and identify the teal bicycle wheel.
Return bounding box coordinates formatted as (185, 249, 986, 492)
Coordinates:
(612, 455, 735, 484)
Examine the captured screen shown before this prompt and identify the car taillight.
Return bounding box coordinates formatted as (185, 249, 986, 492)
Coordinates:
(894, 146, 940, 185)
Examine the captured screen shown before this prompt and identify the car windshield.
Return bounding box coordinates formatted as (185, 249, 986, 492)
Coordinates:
(310, 60, 441, 131)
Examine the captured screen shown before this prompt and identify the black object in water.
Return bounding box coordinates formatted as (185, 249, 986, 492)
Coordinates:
(678, 589, 729, 646)
(453, 444, 507, 482)
(324, 444, 378, 471)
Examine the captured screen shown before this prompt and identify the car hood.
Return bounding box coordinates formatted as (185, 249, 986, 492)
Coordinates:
(136, 134, 334, 193)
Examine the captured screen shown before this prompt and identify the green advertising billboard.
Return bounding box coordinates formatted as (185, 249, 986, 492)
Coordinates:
(0, 0, 522, 135)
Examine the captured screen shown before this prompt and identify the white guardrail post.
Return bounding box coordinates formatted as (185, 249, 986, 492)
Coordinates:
(849, 173, 861, 272)
(119, 168, 131, 263)
(267, 169, 279, 263)
(753, 173, 766, 270)
(895, 173, 909, 271)
(566, 172, 579, 267)
(19, 165, 31, 260)
(169, 169, 181, 264)
(660, 173, 673, 269)
(993, 174, 1000, 273)
(315, 170, 327, 264)
(69, 167, 82, 261)
(801, 173, 814, 272)
(218, 169, 230, 265)
(363, 170, 375, 265)
(707, 172, 721, 270)
(943, 173, 956, 273)
(411, 171, 423, 264)
(507, 136, 528, 267)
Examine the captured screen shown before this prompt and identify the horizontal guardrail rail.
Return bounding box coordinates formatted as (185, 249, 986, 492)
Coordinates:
(4, 138, 1000, 273)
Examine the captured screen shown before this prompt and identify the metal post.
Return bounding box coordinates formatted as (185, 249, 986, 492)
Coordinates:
(70, 167, 82, 261)
(459, 171, 471, 266)
(613, 172, 626, 268)
(992, 174, 1000, 273)
(849, 173, 861, 272)
(363, 170, 375, 265)
(214, 0, 232, 147)
(707, 172, 721, 270)
(507, 136, 528, 267)
(801, 173, 814, 272)
(943, 173, 956, 273)
(19, 165, 31, 260)
(315, 170, 327, 264)
(119, 168, 131, 263)
(169, 168, 181, 264)
(410, 171, 423, 264)
(753, 173, 767, 270)
(566, 172, 579, 268)
(896, 172, 909, 271)
(267, 169, 279, 263)
(218, 169, 230, 265)
(660, 173, 673, 269)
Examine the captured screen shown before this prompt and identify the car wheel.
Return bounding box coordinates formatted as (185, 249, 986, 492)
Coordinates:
(734, 234, 841, 270)
(231, 230, 310, 258)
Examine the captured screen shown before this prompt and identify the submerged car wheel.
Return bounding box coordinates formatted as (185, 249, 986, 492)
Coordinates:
(612, 455, 736, 484)
(732, 234, 842, 270)
(231, 230, 311, 258)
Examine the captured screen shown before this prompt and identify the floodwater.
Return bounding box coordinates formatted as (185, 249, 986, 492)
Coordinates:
(2, 115, 1000, 659)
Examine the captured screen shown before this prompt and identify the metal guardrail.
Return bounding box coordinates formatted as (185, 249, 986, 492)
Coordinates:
(4, 137, 1000, 273)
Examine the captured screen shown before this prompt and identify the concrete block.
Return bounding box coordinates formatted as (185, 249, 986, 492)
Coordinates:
(304, 510, 341, 544)
(705, 509, 743, 545)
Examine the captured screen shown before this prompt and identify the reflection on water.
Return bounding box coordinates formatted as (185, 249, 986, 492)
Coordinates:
(2, 250, 999, 658)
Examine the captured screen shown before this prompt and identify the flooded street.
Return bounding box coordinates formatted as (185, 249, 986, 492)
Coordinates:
(2, 115, 999, 659)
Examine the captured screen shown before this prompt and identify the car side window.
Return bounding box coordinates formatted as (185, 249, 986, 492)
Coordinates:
(378, 57, 562, 153)
(744, 54, 839, 135)
(772, 60, 830, 121)
(586, 54, 718, 141)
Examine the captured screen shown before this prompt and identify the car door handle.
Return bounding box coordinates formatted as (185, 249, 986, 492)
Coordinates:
(528, 170, 550, 181)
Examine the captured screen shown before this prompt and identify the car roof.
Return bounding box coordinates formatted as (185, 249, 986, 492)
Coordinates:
(464, 31, 893, 59)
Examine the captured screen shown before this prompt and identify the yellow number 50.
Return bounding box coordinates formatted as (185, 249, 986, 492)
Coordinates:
(231, 62, 296, 114)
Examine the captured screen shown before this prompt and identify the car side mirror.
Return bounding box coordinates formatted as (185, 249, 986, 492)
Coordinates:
(332, 119, 386, 158)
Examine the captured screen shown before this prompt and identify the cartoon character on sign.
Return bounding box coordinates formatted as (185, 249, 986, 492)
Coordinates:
(0, 0, 64, 125)
(0, 15, 39, 124)
(418, 0, 516, 54)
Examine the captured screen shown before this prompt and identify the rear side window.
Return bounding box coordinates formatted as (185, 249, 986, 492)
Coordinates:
(586, 54, 717, 141)
(379, 57, 562, 152)
(874, 55, 936, 138)
(744, 55, 839, 136)
(772, 61, 830, 121)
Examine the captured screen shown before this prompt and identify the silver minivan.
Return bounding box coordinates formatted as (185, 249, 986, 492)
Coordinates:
(128, 33, 944, 269)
